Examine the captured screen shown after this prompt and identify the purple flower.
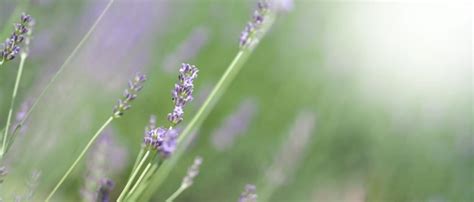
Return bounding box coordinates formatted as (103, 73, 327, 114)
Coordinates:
(238, 184, 258, 202)
(1, 13, 33, 63)
(144, 127, 179, 157)
(113, 73, 146, 118)
(168, 63, 199, 125)
(97, 178, 114, 202)
(239, 1, 271, 49)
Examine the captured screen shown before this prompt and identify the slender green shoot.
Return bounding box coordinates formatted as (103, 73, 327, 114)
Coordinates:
(127, 161, 153, 198)
(166, 185, 187, 202)
(1, 52, 27, 157)
(45, 116, 114, 201)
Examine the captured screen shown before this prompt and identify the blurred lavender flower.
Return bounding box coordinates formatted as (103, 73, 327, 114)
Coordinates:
(238, 184, 258, 202)
(211, 98, 258, 151)
(81, 131, 127, 202)
(239, 1, 271, 48)
(0, 13, 33, 63)
(168, 63, 199, 125)
(276, 0, 294, 12)
(0, 166, 7, 184)
(113, 73, 147, 118)
(12, 99, 31, 134)
(14, 170, 41, 201)
(163, 27, 209, 73)
(266, 111, 316, 188)
(181, 156, 203, 189)
(97, 178, 114, 202)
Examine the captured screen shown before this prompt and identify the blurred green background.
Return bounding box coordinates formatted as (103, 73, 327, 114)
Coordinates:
(0, 0, 472, 201)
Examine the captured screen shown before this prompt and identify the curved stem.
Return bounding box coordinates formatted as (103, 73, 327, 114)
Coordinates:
(10, 0, 115, 138)
(117, 150, 150, 202)
(45, 116, 114, 201)
(1, 53, 27, 157)
(166, 185, 186, 202)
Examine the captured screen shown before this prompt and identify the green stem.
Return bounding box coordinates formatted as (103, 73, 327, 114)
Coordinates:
(128, 163, 158, 201)
(127, 162, 152, 198)
(165, 185, 186, 202)
(45, 116, 114, 201)
(117, 150, 151, 202)
(1, 53, 27, 158)
(131, 146, 145, 172)
(10, 0, 115, 139)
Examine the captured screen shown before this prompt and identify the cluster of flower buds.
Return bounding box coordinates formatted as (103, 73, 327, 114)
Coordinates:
(113, 73, 146, 118)
(0, 13, 33, 63)
(143, 63, 199, 157)
(168, 63, 199, 125)
(144, 127, 179, 157)
(239, 1, 271, 49)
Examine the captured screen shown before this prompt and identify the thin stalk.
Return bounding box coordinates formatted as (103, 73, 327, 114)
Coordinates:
(1, 53, 27, 157)
(165, 185, 186, 202)
(128, 163, 158, 201)
(127, 162, 152, 198)
(11, 0, 115, 138)
(117, 150, 151, 202)
(131, 146, 145, 171)
(45, 116, 114, 201)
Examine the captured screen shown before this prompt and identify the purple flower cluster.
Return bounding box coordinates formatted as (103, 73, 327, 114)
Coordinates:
(97, 178, 114, 202)
(0, 13, 33, 63)
(168, 63, 199, 125)
(238, 184, 258, 202)
(143, 63, 199, 157)
(239, 1, 270, 48)
(113, 73, 146, 118)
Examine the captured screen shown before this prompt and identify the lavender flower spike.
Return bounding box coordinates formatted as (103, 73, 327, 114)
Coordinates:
(1, 13, 33, 63)
(168, 63, 199, 125)
(113, 73, 146, 118)
(181, 156, 203, 189)
(239, 1, 271, 49)
(238, 184, 258, 202)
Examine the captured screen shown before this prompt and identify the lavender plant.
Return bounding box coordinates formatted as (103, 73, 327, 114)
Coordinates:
(137, 1, 278, 200)
(116, 63, 199, 201)
(0, 0, 283, 201)
(0, 13, 33, 159)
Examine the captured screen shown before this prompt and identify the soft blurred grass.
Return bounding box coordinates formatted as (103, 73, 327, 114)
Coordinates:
(0, 0, 472, 201)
